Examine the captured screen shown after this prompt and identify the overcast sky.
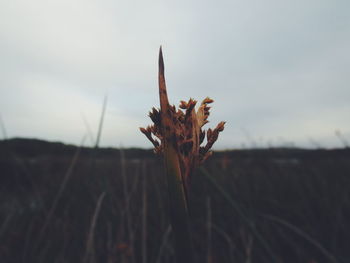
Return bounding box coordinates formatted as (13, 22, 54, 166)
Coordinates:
(1, 0, 349, 149)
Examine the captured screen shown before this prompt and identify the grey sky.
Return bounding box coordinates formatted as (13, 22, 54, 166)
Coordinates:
(1, 0, 349, 149)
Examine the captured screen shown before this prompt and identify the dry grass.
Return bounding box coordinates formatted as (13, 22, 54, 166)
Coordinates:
(140, 47, 225, 262)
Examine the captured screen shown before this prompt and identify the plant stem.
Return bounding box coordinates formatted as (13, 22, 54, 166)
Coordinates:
(158, 47, 194, 263)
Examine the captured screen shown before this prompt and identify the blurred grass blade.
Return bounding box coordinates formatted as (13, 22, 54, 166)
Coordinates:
(0, 113, 8, 140)
(199, 167, 277, 262)
(261, 214, 338, 263)
(81, 112, 95, 146)
(95, 94, 108, 149)
(84, 191, 106, 263)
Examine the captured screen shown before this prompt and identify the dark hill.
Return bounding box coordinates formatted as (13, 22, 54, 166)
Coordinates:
(1, 137, 349, 160)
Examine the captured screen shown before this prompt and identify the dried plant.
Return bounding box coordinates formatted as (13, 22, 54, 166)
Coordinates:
(140, 47, 225, 198)
(140, 47, 225, 263)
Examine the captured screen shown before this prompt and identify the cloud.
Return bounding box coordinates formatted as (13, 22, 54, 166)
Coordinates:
(0, 0, 349, 148)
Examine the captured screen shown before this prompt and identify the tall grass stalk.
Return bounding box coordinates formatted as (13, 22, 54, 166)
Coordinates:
(158, 47, 194, 263)
(83, 191, 106, 263)
(140, 47, 225, 263)
(0, 113, 8, 140)
(142, 161, 148, 263)
(37, 135, 86, 243)
(94, 94, 108, 149)
(80, 112, 95, 145)
(120, 147, 136, 263)
(206, 197, 212, 263)
(155, 225, 172, 263)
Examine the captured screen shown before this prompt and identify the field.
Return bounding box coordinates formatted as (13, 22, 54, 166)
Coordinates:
(0, 138, 349, 263)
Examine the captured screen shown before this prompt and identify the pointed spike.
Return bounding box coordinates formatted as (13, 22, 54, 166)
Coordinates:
(158, 46, 170, 111)
(159, 46, 164, 75)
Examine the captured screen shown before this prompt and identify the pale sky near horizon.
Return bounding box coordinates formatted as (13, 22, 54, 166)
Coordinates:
(1, 0, 349, 149)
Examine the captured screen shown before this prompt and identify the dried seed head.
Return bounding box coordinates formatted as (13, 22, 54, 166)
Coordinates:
(202, 97, 214, 104)
(179, 100, 188, 109)
(140, 48, 225, 191)
(149, 107, 161, 125)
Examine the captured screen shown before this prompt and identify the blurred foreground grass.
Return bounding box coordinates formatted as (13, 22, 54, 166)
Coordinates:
(0, 138, 349, 263)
